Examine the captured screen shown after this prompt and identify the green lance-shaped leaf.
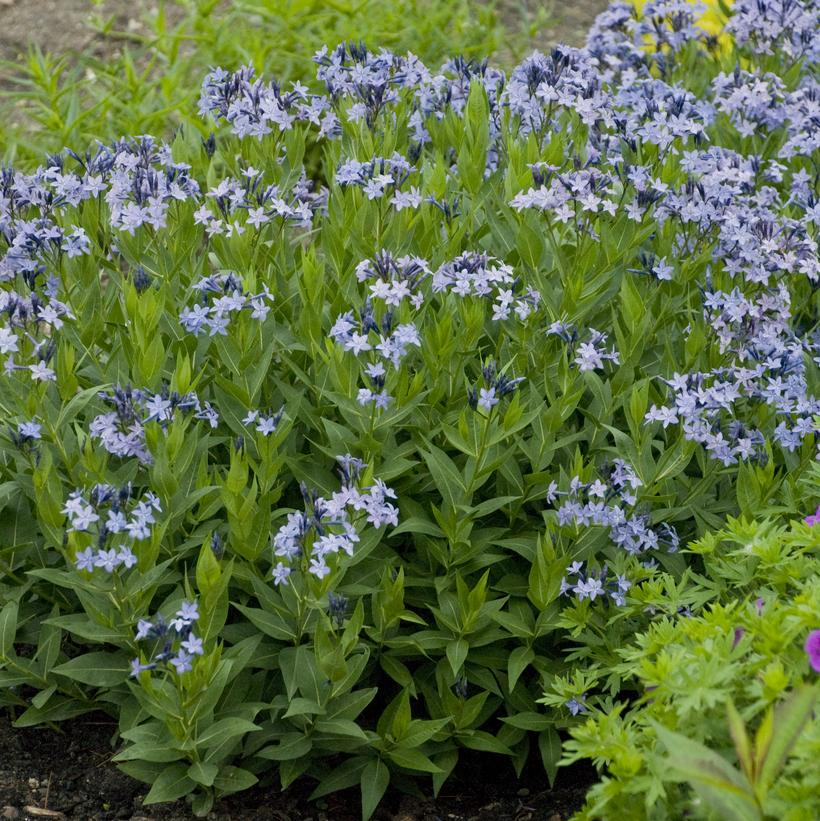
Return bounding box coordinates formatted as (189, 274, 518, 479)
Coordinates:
(0, 600, 18, 659)
(650, 720, 762, 821)
(360, 758, 390, 821)
(726, 698, 754, 784)
(754, 684, 817, 796)
(143, 763, 197, 804)
(52, 651, 132, 687)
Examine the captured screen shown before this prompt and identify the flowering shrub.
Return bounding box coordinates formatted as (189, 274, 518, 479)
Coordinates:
(1, 0, 819, 817)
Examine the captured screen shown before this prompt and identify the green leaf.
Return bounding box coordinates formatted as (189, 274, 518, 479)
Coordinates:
(314, 718, 369, 741)
(42, 614, 124, 644)
(398, 718, 450, 748)
(650, 720, 762, 821)
(379, 655, 417, 694)
(212, 765, 258, 795)
(113, 741, 186, 764)
(191, 790, 214, 817)
(196, 717, 260, 750)
(188, 761, 219, 787)
(30, 685, 56, 710)
(457, 730, 512, 756)
(143, 763, 196, 804)
(421, 445, 467, 511)
(14, 697, 97, 727)
(283, 697, 326, 718)
(309, 756, 369, 800)
(507, 646, 534, 691)
(500, 712, 551, 732)
(0, 600, 18, 657)
(360, 758, 390, 821)
(386, 746, 443, 773)
(538, 726, 561, 786)
(233, 603, 296, 642)
(52, 651, 131, 687)
(755, 684, 817, 793)
(446, 639, 469, 677)
(726, 698, 754, 783)
(257, 733, 312, 761)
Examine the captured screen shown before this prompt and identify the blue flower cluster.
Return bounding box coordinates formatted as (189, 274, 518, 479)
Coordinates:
(432, 252, 541, 322)
(547, 321, 620, 373)
(64, 484, 161, 573)
(242, 407, 284, 437)
(559, 560, 633, 606)
(331, 249, 540, 410)
(192, 169, 327, 237)
(198, 65, 338, 139)
(130, 600, 203, 677)
(90, 385, 219, 465)
(105, 137, 201, 234)
(467, 359, 526, 413)
(727, 0, 819, 62)
(0, 277, 74, 383)
(271, 454, 398, 585)
(646, 283, 820, 465)
(179, 271, 274, 337)
(336, 153, 416, 202)
(10, 418, 42, 452)
(547, 459, 680, 559)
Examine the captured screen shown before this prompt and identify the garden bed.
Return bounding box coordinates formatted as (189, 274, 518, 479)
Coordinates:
(0, 713, 595, 820)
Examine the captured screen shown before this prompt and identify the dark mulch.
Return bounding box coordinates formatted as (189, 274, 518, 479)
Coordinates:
(0, 711, 596, 821)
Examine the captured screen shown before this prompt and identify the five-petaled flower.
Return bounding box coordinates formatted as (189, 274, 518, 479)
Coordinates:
(805, 630, 820, 672)
(805, 506, 820, 527)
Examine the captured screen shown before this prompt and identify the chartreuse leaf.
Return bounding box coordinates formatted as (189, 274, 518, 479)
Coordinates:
(755, 684, 817, 795)
(446, 638, 469, 677)
(726, 698, 754, 783)
(650, 720, 762, 821)
(196, 534, 221, 594)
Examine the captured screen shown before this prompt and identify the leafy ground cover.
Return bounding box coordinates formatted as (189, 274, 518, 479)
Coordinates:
(1, 0, 819, 819)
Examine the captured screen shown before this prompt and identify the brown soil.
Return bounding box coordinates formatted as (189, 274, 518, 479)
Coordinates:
(0, 711, 596, 821)
(0, 0, 609, 65)
(0, 0, 141, 63)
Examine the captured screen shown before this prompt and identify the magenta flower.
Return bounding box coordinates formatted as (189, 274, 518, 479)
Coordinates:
(804, 506, 820, 526)
(805, 630, 820, 673)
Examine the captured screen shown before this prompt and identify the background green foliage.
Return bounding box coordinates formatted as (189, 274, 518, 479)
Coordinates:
(0, 0, 521, 167)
